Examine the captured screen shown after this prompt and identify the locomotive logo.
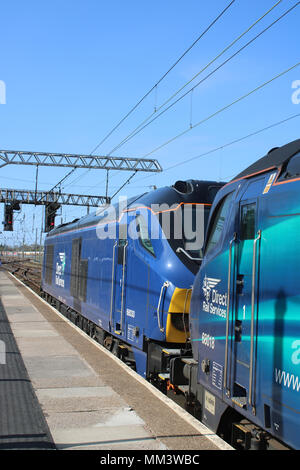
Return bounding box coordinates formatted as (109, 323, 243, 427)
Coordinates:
(202, 275, 227, 318)
(202, 275, 221, 302)
(55, 252, 66, 287)
(58, 252, 66, 274)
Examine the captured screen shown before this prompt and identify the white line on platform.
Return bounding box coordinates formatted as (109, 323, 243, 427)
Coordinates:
(8, 272, 233, 451)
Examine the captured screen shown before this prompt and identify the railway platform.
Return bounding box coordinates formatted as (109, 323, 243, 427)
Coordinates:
(0, 270, 232, 451)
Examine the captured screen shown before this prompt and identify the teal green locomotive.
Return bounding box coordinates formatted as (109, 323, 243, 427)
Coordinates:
(171, 139, 300, 450)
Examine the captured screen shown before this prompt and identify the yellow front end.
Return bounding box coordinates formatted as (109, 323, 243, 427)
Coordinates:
(166, 287, 192, 343)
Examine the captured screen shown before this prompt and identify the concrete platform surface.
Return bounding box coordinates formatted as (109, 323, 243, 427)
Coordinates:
(0, 270, 232, 451)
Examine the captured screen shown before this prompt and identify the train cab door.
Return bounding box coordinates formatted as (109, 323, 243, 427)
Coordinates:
(228, 198, 261, 411)
(112, 224, 128, 335)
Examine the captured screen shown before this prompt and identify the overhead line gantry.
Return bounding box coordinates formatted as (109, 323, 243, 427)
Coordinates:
(0, 188, 110, 207)
(0, 149, 162, 173)
(0, 149, 162, 232)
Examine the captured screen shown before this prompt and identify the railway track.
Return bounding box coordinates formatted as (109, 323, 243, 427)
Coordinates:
(1, 258, 42, 292)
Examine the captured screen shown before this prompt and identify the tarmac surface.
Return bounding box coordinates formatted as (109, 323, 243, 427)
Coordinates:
(0, 270, 232, 451)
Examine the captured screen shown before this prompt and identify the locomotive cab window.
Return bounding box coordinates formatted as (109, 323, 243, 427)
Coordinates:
(280, 151, 300, 179)
(182, 204, 210, 257)
(136, 215, 155, 256)
(205, 192, 233, 256)
(240, 203, 256, 240)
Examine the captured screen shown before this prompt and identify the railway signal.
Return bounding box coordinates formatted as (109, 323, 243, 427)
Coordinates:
(3, 203, 14, 231)
(44, 202, 60, 233)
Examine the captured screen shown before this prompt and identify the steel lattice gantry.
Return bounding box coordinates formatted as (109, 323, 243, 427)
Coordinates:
(0, 150, 162, 173)
(0, 188, 110, 207)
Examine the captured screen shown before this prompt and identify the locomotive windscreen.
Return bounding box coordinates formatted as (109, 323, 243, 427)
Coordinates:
(157, 203, 211, 274)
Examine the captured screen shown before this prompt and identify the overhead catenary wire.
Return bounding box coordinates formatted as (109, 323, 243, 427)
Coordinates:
(50, 1, 298, 201)
(107, 0, 286, 155)
(132, 111, 300, 185)
(38, 167, 78, 203)
(67, 4, 236, 199)
(165, 112, 300, 173)
(89, 0, 237, 155)
(148, 0, 283, 116)
(64, 0, 296, 197)
(62, 1, 288, 196)
(141, 61, 300, 158)
(109, 1, 299, 155)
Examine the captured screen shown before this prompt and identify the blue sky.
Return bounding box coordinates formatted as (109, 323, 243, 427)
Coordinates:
(0, 0, 299, 246)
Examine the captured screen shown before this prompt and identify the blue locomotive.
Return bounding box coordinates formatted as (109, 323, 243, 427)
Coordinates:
(41, 179, 223, 381)
(170, 139, 300, 449)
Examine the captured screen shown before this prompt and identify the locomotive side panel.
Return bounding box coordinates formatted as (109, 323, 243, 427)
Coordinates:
(258, 181, 300, 449)
(80, 231, 114, 331)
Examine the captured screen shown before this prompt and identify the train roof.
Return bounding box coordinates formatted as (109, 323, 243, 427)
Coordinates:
(128, 179, 224, 209)
(47, 179, 224, 237)
(233, 138, 300, 181)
